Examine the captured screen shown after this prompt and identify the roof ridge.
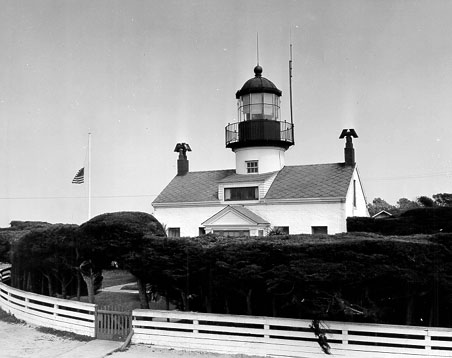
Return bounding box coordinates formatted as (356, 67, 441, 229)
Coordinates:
(284, 162, 350, 168)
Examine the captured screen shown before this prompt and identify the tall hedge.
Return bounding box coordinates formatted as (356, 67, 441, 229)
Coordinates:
(133, 233, 452, 327)
(347, 207, 452, 235)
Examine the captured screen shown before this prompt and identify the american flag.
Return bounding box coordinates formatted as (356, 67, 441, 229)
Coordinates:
(72, 167, 84, 184)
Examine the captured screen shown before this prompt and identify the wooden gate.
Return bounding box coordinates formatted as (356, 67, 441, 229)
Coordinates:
(96, 305, 132, 341)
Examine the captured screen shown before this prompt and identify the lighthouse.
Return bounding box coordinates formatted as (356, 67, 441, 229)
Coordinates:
(153, 60, 369, 237)
(225, 65, 294, 175)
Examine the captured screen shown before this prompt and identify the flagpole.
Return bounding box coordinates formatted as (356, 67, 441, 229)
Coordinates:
(88, 132, 92, 220)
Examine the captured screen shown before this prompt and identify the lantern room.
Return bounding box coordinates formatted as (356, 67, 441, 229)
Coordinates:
(225, 65, 294, 151)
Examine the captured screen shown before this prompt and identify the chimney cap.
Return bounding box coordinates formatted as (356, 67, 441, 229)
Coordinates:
(339, 128, 358, 139)
(174, 142, 192, 153)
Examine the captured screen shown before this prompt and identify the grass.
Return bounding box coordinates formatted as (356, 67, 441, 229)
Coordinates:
(0, 308, 25, 324)
(120, 283, 138, 290)
(36, 326, 94, 341)
(101, 269, 136, 288)
(77, 269, 172, 310)
(95, 291, 142, 311)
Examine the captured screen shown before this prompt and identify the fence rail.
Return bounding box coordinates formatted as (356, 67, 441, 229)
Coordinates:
(2, 266, 452, 356)
(132, 309, 452, 357)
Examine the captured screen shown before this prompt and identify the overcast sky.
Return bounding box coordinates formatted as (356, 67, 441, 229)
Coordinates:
(1, 0, 451, 227)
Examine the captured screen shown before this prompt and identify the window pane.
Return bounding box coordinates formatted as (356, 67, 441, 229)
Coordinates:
(263, 93, 273, 104)
(250, 93, 262, 104)
(246, 161, 258, 173)
(224, 187, 258, 201)
(311, 226, 328, 235)
(168, 228, 180, 237)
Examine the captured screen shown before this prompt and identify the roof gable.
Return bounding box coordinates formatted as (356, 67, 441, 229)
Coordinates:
(202, 205, 269, 226)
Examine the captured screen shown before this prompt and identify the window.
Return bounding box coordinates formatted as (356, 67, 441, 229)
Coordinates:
(213, 230, 250, 237)
(311, 226, 328, 235)
(274, 226, 289, 235)
(168, 228, 180, 237)
(224, 187, 258, 201)
(198, 227, 206, 236)
(246, 161, 258, 173)
(353, 179, 357, 208)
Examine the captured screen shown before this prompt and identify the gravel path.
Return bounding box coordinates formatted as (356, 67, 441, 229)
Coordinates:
(0, 320, 263, 358)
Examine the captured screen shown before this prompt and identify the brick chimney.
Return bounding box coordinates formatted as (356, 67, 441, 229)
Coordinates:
(174, 143, 191, 176)
(339, 129, 358, 165)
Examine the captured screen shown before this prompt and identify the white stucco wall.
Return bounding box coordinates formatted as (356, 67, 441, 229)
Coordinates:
(152, 205, 223, 237)
(234, 147, 286, 174)
(250, 201, 347, 234)
(153, 200, 348, 237)
(345, 167, 369, 218)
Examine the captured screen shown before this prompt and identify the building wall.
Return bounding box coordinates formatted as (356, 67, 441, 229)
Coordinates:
(153, 200, 347, 237)
(250, 201, 346, 234)
(153, 205, 222, 237)
(345, 168, 369, 218)
(234, 147, 285, 174)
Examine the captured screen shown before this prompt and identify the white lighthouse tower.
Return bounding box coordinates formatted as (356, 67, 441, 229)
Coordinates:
(225, 65, 294, 174)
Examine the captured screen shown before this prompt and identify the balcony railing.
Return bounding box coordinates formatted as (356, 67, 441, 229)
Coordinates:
(225, 120, 294, 149)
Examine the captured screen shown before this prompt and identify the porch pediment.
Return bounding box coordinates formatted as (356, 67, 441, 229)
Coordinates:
(202, 205, 269, 226)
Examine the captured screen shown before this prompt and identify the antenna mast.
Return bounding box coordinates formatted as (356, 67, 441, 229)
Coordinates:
(289, 42, 295, 143)
(256, 32, 260, 65)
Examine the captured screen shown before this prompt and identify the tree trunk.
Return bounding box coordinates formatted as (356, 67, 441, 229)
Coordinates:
(137, 277, 150, 309)
(81, 273, 95, 304)
(79, 261, 97, 304)
(61, 278, 67, 299)
(272, 296, 277, 317)
(246, 288, 253, 315)
(224, 297, 230, 314)
(26, 271, 32, 292)
(43, 274, 53, 297)
(165, 290, 170, 310)
(205, 266, 213, 313)
(405, 295, 415, 325)
(76, 273, 81, 301)
(180, 291, 188, 311)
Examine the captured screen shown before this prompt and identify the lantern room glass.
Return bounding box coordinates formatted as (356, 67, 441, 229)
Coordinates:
(238, 93, 280, 122)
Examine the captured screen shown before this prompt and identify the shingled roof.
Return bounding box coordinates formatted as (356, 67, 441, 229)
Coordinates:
(265, 163, 355, 199)
(153, 169, 235, 204)
(152, 163, 355, 204)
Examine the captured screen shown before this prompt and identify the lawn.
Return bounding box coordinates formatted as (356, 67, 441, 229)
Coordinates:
(101, 269, 136, 288)
(76, 269, 171, 311)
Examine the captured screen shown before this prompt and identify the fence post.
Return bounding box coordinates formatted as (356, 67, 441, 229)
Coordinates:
(193, 319, 199, 334)
(342, 329, 348, 345)
(424, 329, 431, 353)
(94, 305, 99, 339)
(264, 324, 270, 339)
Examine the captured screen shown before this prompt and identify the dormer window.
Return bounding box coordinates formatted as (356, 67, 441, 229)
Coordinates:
(246, 161, 258, 174)
(224, 187, 258, 201)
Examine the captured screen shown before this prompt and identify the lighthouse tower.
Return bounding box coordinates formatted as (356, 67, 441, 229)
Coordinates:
(225, 65, 294, 174)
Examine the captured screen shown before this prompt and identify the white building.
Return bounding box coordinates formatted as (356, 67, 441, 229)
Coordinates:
(152, 65, 368, 237)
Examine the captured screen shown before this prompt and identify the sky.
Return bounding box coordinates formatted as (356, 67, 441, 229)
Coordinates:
(1, 0, 451, 227)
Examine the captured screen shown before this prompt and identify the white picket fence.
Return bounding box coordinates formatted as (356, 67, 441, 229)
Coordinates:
(132, 309, 452, 357)
(1, 266, 452, 357)
(0, 266, 96, 337)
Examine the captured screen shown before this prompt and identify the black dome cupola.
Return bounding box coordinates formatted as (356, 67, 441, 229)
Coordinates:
(235, 65, 282, 98)
(226, 65, 294, 151)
